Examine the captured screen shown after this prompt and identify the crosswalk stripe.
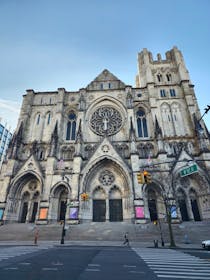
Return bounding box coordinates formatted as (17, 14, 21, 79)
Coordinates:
(157, 275, 210, 279)
(132, 247, 210, 279)
(0, 245, 53, 263)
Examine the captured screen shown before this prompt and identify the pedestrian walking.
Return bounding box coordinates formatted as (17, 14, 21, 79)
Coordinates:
(34, 227, 39, 245)
(123, 232, 129, 246)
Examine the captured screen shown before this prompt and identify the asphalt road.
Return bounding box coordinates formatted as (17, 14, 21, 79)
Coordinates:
(0, 246, 156, 280)
(0, 245, 210, 280)
(176, 247, 210, 261)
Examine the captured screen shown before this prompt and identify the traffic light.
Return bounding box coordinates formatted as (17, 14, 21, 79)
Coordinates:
(81, 193, 89, 201)
(143, 170, 152, 184)
(137, 172, 144, 184)
(204, 105, 210, 114)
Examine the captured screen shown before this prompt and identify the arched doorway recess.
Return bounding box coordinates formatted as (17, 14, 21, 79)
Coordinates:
(177, 188, 189, 221)
(92, 187, 106, 222)
(189, 189, 201, 221)
(50, 184, 70, 222)
(109, 186, 123, 222)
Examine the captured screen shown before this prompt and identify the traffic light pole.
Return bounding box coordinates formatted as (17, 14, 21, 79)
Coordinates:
(198, 104, 210, 122)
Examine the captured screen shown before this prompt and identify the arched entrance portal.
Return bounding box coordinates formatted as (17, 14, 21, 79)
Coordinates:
(6, 174, 41, 224)
(82, 158, 133, 222)
(50, 184, 70, 222)
(109, 186, 123, 222)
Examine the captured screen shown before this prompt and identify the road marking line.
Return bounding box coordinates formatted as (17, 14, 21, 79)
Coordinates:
(19, 262, 31, 265)
(42, 267, 58, 271)
(88, 264, 101, 267)
(147, 262, 210, 266)
(151, 267, 210, 272)
(52, 262, 63, 266)
(157, 275, 210, 279)
(129, 271, 145, 274)
(155, 271, 210, 276)
(4, 267, 18, 270)
(123, 265, 137, 268)
(85, 268, 100, 272)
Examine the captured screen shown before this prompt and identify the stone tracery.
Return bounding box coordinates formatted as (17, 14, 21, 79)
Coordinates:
(90, 106, 122, 136)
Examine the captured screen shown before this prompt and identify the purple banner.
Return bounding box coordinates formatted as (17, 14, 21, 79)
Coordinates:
(69, 207, 78, 219)
(135, 206, 144, 218)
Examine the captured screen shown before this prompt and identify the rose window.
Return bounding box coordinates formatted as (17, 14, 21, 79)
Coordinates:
(99, 170, 115, 186)
(90, 106, 122, 136)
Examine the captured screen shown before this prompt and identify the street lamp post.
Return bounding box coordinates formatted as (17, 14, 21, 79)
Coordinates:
(158, 220, 165, 247)
(60, 200, 67, 245)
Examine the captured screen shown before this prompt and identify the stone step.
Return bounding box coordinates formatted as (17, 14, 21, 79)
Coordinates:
(0, 221, 209, 243)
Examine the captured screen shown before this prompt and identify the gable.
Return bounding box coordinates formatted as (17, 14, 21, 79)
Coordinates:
(86, 69, 126, 91)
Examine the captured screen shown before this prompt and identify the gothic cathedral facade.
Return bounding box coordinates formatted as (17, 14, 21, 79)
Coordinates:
(0, 46, 210, 225)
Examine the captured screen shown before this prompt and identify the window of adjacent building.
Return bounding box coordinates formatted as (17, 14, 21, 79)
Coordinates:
(170, 89, 176, 97)
(0, 125, 3, 140)
(100, 83, 103, 90)
(160, 89, 166, 97)
(108, 83, 111, 89)
(136, 109, 148, 138)
(66, 112, 76, 140)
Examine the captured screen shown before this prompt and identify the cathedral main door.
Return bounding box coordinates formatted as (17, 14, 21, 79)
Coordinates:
(93, 200, 106, 222)
(109, 199, 123, 221)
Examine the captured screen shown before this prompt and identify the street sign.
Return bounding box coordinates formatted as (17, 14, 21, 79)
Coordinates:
(180, 164, 198, 177)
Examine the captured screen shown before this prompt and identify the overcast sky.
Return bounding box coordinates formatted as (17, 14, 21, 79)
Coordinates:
(0, 0, 210, 131)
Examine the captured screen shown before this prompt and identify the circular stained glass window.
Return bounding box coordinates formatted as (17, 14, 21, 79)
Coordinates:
(90, 106, 122, 136)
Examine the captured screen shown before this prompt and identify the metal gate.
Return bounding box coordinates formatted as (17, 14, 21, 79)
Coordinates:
(109, 199, 123, 222)
(93, 200, 106, 222)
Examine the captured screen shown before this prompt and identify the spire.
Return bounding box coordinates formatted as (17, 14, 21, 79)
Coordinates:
(154, 116, 162, 138)
(51, 121, 58, 142)
(204, 122, 210, 140)
(129, 117, 136, 141)
(78, 92, 86, 111)
(76, 119, 83, 144)
(8, 121, 23, 159)
(49, 122, 58, 157)
(193, 113, 204, 137)
(129, 117, 137, 154)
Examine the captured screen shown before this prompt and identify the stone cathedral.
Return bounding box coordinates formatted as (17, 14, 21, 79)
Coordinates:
(0, 46, 210, 225)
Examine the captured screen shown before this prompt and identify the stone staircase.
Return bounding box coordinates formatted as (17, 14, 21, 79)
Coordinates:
(0, 221, 209, 244)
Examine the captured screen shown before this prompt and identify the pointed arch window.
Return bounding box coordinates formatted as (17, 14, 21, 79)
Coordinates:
(37, 114, 41, 125)
(47, 113, 51, 125)
(66, 112, 76, 140)
(136, 109, 148, 138)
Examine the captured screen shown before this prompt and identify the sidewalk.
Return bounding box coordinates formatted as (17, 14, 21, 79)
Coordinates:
(0, 240, 203, 249)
